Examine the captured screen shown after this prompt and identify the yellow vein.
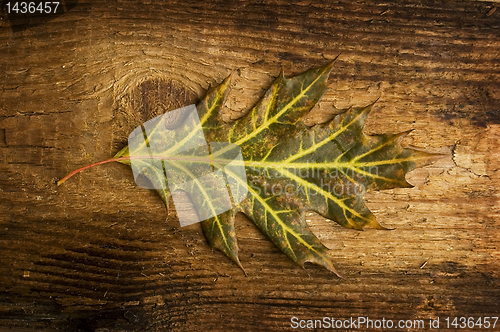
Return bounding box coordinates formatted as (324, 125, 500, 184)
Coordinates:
(279, 168, 372, 224)
(283, 108, 366, 165)
(231, 66, 330, 148)
(348, 155, 431, 168)
(168, 159, 229, 248)
(348, 166, 400, 183)
(224, 167, 330, 262)
(162, 94, 223, 156)
(349, 134, 402, 164)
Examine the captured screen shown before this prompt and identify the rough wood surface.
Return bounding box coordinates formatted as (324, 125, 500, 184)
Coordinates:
(1, 0, 499, 331)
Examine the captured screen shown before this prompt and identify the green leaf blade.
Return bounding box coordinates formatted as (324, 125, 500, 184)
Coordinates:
(201, 210, 244, 272)
(240, 186, 340, 276)
(106, 61, 440, 275)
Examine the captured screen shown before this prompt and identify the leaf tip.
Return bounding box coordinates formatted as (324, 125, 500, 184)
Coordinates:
(316, 261, 343, 279)
(225, 71, 235, 85)
(320, 53, 340, 72)
(374, 223, 395, 231)
(238, 260, 248, 276)
(334, 270, 346, 280)
(278, 68, 285, 79)
(328, 265, 344, 279)
(405, 147, 448, 169)
(395, 129, 414, 144)
(227, 252, 247, 276)
(301, 253, 343, 278)
(323, 58, 336, 73)
(364, 98, 380, 110)
(363, 217, 392, 230)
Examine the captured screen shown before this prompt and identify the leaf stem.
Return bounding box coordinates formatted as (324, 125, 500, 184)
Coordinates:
(57, 155, 215, 186)
(57, 157, 130, 186)
(57, 153, 248, 186)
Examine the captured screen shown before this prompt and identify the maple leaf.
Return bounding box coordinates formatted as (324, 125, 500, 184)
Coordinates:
(58, 62, 438, 276)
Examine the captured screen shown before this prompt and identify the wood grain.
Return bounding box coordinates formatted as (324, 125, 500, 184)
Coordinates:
(0, 0, 499, 331)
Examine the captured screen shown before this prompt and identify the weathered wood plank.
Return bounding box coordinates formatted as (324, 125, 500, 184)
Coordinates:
(1, 0, 499, 331)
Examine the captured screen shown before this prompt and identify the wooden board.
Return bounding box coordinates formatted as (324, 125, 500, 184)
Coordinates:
(0, 0, 499, 331)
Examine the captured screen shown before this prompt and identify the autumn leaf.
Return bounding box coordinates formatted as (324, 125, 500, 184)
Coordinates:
(58, 62, 438, 276)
